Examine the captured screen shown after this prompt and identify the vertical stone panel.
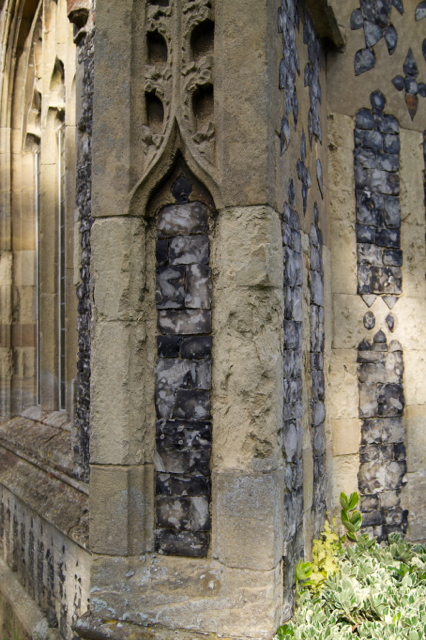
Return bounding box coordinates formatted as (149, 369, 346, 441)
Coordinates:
(282, 202, 303, 617)
(73, 32, 94, 482)
(309, 204, 326, 538)
(154, 179, 213, 557)
(354, 91, 408, 540)
(357, 334, 407, 540)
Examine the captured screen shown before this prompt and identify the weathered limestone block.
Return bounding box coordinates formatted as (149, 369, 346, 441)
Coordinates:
(90, 465, 153, 556)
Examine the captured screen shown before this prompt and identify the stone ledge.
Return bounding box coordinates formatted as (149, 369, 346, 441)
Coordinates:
(0, 447, 89, 550)
(0, 556, 61, 640)
(74, 611, 236, 640)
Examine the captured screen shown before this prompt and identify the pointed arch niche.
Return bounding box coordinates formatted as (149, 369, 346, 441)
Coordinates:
(148, 157, 216, 557)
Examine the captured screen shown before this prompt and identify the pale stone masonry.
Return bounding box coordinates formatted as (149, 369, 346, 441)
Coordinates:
(0, 1, 426, 639)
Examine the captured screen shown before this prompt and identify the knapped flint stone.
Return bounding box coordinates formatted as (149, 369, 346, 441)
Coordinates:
(364, 22, 383, 48)
(359, 383, 378, 418)
(392, 0, 403, 14)
(385, 460, 407, 489)
(155, 530, 209, 557)
(416, 1, 426, 21)
(356, 191, 384, 226)
(155, 387, 176, 420)
(386, 314, 395, 332)
(374, 329, 386, 343)
(359, 460, 386, 494)
(190, 496, 211, 531)
(356, 109, 374, 131)
(384, 25, 397, 55)
(370, 90, 386, 112)
(392, 75, 404, 91)
(360, 0, 391, 27)
(194, 360, 212, 390)
(312, 401, 326, 427)
(156, 420, 212, 450)
(156, 266, 185, 309)
(313, 423, 326, 456)
(375, 229, 400, 249)
(316, 160, 324, 198)
(284, 246, 303, 287)
(423, 38, 426, 63)
(351, 8, 364, 29)
(364, 311, 376, 329)
(418, 83, 426, 98)
(172, 176, 192, 204)
(282, 222, 292, 248)
(377, 114, 399, 134)
(310, 270, 324, 307)
(155, 473, 210, 497)
(389, 339, 402, 352)
(158, 202, 209, 238)
(361, 418, 383, 445)
(394, 442, 406, 461)
(311, 371, 325, 401)
(377, 383, 404, 416)
(169, 235, 209, 266)
(377, 152, 399, 172)
(358, 362, 387, 384)
(357, 265, 402, 295)
(158, 309, 211, 335)
(362, 510, 383, 527)
(355, 48, 376, 76)
(380, 490, 401, 509)
(280, 116, 291, 154)
(384, 506, 403, 526)
(155, 358, 194, 390)
(357, 244, 383, 267)
(383, 196, 401, 229)
(355, 129, 383, 151)
(357, 148, 380, 172)
(403, 48, 418, 77)
(154, 448, 190, 474)
(156, 496, 191, 530)
(284, 400, 303, 421)
(284, 350, 295, 378)
(383, 134, 400, 154)
(405, 93, 418, 121)
(185, 264, 212, 310)
(369, 169, 400, 195)
(310, 245, 323, 273)
(385, 352, 404, 382)
(157, 336, 181, 358)
(291, 229, 302, 253)
(372, 340, 388, 352)
(288, 178, 296, 204)
(175, 390, 211, 420)
(284, 420, 303, 463)
(154, 447, 211, 475)
(284, 320, 302, 350)
(156, 239, 168, 265)
(284, 378, 303, 404)
(360, 494, 379, 511)
(180, 336, 212, 359)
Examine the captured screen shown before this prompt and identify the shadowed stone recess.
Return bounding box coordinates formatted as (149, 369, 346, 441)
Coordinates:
(357, 335, 407, 541)
(309, 204, 327, 540)
(355, 92, 402, 303)
(282, 202, 304, 619)
(154, 183, 212, 557)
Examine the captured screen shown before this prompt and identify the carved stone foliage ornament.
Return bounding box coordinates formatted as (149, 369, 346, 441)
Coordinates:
(142, 0, 215, 177)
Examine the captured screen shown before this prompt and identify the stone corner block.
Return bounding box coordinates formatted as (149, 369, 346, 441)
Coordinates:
(214, 470, 283, 571)
(89, 464, 154, 556)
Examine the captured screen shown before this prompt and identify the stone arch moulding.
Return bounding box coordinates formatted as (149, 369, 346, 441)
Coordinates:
(129, 118, 223, 217)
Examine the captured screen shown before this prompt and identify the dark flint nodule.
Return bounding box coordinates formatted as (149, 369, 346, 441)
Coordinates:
(172, 176, 193, 204)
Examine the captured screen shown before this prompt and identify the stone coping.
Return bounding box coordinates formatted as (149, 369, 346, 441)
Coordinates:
(0, 446, 89, 550)
(74, 611, 234, 640)
(0, 556, 62, 640)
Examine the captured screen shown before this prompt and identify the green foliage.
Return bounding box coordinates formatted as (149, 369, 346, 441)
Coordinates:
(276, 519, 426, 639)
(340, 491, 362, 542)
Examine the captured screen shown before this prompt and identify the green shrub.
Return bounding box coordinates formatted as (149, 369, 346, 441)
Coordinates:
(277, 492, 426, 640)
